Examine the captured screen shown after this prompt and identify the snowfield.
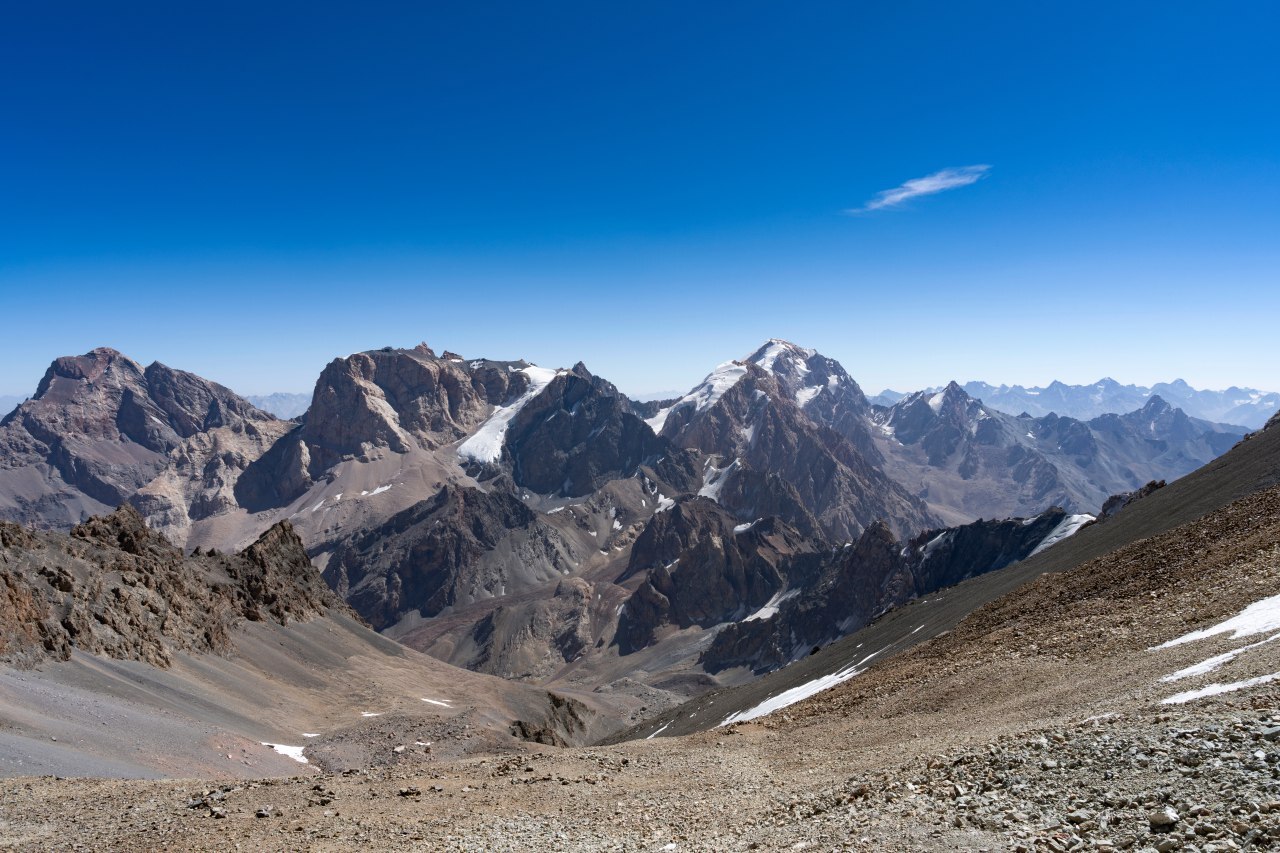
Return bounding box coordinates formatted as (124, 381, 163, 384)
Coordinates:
(458, 365, 561, 463)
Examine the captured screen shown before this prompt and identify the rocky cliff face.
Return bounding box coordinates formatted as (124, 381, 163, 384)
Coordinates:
(0, 505, 343, 668)
(0, 348, 280, 531)
(614, 498, 824, 654)
(504, 368, 701, 498)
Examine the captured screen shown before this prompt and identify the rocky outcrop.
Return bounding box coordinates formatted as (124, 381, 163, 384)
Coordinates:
(321, 483, 577, 630)
(1098, 479, 1166, 520)
(0, 505, 343, 668)
(700, 508, 1072, 673)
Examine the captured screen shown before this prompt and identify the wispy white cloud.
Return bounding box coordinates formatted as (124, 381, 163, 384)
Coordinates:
(848, 164, 990, 213)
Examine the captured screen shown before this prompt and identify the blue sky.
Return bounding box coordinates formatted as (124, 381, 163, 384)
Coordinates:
(2, 1, 1277, 399)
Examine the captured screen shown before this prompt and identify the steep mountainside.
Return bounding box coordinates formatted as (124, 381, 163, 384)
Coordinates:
(963, 377, 1279, 428)
(0, 348, 284, 530)
(647, 345, 936, 541)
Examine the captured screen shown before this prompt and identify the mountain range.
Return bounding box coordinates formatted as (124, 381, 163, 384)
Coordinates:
(244, 392, 311, 419)
(0, 340, 1255, 716)
(873, 378, 1278, 429)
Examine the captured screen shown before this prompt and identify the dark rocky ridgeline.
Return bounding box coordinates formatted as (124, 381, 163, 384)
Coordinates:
(320, 482, 577, 631)
(700, 508, 1071, 674)
(1097, 479, 1166, 520)
(503, 366, 701, 498)
(614, 497, 825, 654)
(0, 348, 278, 527)
(0, 505, 343, 669)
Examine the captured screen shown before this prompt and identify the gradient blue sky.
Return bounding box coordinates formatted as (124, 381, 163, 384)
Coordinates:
(2, 1, 1277, 399)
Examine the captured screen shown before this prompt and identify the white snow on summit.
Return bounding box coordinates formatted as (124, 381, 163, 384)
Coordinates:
(646, 362, 748, 434)
(749, 339, 815, 373)
(459, 365, 561, 463)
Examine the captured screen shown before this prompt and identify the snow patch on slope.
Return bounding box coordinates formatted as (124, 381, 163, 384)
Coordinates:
(458, 365, 561, 463)
(718, 648, 884, 726)
(699, 458, 741, 503)
(262, 743, 308, 764)
(1028, 514, 1095, 556)
(795, 385, 822, 408)
(1162, 672, 1280, 705)
(1154, 593, 1280, 649)
(743, 587, 799, 622)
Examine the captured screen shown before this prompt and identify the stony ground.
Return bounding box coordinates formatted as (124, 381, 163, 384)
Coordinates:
(3, 693, 1280, 851)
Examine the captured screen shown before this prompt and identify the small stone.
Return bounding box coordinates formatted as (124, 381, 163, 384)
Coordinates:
(1148, 807, 1180, 832)
(255, 806, 274, 818)
(398, 787, 421, 797)
(209, 807, 226, 819)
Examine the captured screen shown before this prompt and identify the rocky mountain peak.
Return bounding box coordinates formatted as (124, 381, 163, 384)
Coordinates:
(32, 346, 134, 397)
(1141, 394, 1173, 416)
(1, 348, 285, 525)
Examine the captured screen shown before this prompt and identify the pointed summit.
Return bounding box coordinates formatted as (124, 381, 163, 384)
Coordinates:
(745, 339, 817, 372)
(1141, 394, 1173, 416)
